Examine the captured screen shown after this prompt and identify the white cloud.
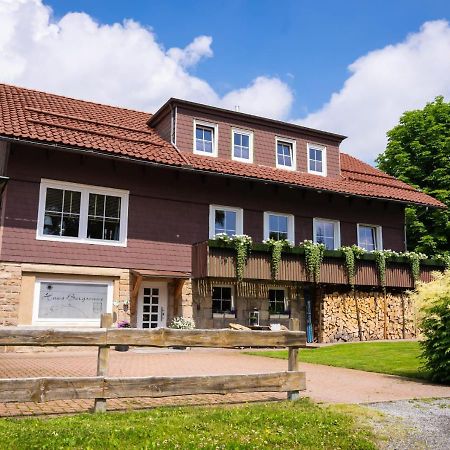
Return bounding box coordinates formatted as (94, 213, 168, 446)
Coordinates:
(0, 0, 293, 118)
(298, 20, 450, 163)
(220, 77, 293, 119)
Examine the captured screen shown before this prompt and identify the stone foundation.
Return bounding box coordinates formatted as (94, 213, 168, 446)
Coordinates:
(0, 263, 22, 327)
(320, 290, 416, 343)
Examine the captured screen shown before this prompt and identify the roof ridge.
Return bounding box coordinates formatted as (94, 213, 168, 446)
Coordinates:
(25, 107, 154, 136)
(1, 82, 152, 116)
(27, 118, 165, 147)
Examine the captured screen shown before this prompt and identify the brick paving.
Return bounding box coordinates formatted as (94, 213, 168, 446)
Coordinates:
(0, 348, 449, 417)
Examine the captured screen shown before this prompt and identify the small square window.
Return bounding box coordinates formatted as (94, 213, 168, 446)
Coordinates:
(232, 129, 253, 162)
(196, 126, 214, 154)
(193, 120, 218, 157)
(307, 144, 327, 176)
(212, 286, 234, 314)
(276, 140, 295, 169)
(358, 224, 382, 251)
(314, 218, 340, 250)
(209, 205, 243, 238)
(269, 289, 288, 315)
(264, 212, 294, 243)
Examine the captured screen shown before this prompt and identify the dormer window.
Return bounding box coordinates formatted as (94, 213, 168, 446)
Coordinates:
(193, 120, 218, 157)
(307, 143, 327, 176)
(232, 128, 253, 163)
(276, 137, 296, 171)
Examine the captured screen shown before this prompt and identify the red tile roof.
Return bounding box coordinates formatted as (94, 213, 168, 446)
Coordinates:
(0, 83, 444, 208)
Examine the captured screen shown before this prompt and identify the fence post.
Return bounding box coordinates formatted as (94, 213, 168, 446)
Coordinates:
(94, 313, 113, 413)
(287, 317, 300, 400)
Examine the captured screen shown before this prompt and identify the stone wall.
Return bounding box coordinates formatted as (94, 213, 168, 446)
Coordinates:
(320, 289, 416, 343)
(0, 263, 22, 326)
(192, 279, 306, 330)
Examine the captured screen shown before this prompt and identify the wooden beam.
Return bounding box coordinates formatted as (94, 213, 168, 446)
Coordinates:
(0, 328, 106, 347)
(0, 372, 306, 403)
(94, 313, 112, 413)
(105, 328, 306, 348)
(0, 328, 306, 348)
(104, 372, 305, 398)
(131, 274, 143, 303)
(287, 318, 300, 401)
(0, 377, 104, 403)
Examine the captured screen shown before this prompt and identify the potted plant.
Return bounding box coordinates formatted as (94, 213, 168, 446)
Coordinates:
(169, 316, 195, 350)
(115, 320, 131, 352)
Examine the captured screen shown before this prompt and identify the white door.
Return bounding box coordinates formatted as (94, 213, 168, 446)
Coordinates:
(137, 282, 168, 329)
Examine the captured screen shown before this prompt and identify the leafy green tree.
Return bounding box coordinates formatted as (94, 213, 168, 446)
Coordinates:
(377, 96, 450, 257)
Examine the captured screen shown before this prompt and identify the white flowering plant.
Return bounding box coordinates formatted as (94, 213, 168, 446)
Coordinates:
(169, 316, 196, 330)
(213, 234, 253, 280)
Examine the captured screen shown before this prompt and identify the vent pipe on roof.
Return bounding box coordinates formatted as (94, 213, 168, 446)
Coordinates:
(235, 105, 240, 112)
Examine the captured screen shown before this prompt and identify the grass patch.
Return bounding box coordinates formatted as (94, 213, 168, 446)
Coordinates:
(247, 341, 430, 380)
(0, 399, 377, 449)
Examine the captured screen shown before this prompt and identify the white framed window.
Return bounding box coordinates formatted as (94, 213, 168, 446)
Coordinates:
(307, 143, 327, 176)
(231, 128, 253, 163)
(313, 218, 340, 250)
(268, 288, 289, 317)
(275, 137, 296, 171)
(37, 179, 129, 246)
(193, 119, 218, 157)
(32, 279, 113, 327)
(357, 224, 383, 251)
(264, 212, 295, 243)
(212, 285, 235, 317)
(209, 205, 243, 238)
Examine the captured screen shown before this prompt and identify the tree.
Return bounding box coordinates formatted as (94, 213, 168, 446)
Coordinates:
(377, 97, 450, 257)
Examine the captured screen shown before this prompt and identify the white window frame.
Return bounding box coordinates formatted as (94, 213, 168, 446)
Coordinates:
(307, 143, 327, 176)
(209, 204, 244, 238)
(275, 137, 296, 171)
(36, 179, 129, 247)
(212, 284, 235, 318)
(32, 278, 113, 327)
(193, 119, 219, 157)
(231, 127, 254, 163)
(357, 223, 383, 251)
(268, 287, 289, 319)
(313, 218, 341, 249)
(263, 211, 295, 244)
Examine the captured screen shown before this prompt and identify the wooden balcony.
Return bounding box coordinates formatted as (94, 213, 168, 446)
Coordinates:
(192, 241, 445, 289)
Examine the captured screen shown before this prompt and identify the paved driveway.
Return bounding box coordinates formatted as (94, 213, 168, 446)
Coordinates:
(0, 348, 448, 416)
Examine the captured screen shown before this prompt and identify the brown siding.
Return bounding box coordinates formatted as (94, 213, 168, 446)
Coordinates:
(152, 109, 172, 143)
(176, 105, 341, 178)
(193, 245, 436, 288)
(1, 144, 405, 274)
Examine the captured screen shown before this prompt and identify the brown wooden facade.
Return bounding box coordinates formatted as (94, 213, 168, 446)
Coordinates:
(192, 241, 442, 289)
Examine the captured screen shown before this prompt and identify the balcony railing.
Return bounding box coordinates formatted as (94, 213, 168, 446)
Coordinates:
(192, 240, 445, 289)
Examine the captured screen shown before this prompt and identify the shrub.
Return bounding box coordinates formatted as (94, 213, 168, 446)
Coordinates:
(169, 316, 195, 329)
(410, 270, 450, 383)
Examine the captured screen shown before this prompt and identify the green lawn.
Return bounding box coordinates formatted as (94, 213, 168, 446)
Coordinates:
(248, 341, 429, 380)
(0, 399, 376, 449)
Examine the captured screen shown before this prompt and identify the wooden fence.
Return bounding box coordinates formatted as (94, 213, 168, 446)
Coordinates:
(0, 315, 306, 412)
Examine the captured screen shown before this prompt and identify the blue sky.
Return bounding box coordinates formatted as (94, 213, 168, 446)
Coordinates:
(1, 0, 449, 162)
(45, 0, 450, 117)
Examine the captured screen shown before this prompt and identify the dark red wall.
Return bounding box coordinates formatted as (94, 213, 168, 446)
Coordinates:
(176, 105, 342, 178)
(0, 144, 406, 273)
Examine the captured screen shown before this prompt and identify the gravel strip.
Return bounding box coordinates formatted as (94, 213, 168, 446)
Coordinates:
(366, 398, 450, 450)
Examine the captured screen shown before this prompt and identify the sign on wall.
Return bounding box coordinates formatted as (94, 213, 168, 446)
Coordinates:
(38, 282, 108, 320)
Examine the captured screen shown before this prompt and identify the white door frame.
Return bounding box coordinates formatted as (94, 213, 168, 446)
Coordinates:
(137, 281, 168, 328)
